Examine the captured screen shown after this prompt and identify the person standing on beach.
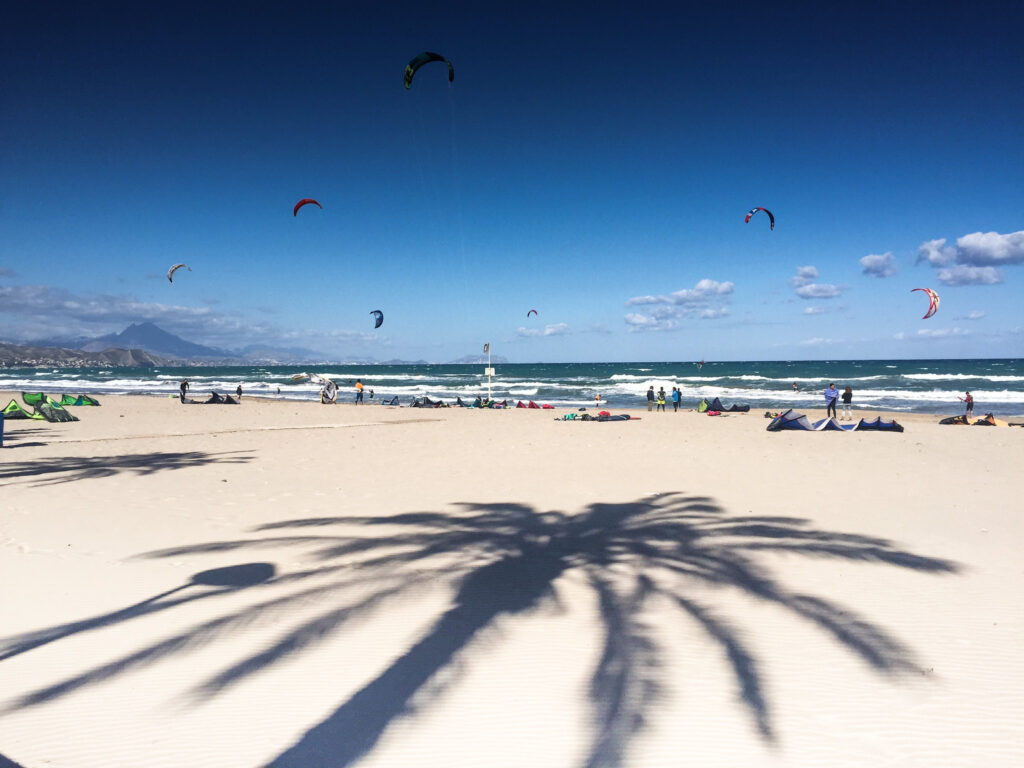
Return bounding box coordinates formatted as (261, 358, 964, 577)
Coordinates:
(671, 386, 680, 412)
(656, 387, 667, 412)
(824, 383, 839, 419)
(960, 391, 974, 418)
(355, 379, 364, 404)
(235, 384, 243, 401)
(647, 386, 655, 412)
(179, 379, 189, 403)
(841, 386, 853, 420)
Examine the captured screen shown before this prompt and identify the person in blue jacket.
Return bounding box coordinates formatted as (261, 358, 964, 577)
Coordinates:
(824, 383, 839, 419)
(671, 386, 681, 412)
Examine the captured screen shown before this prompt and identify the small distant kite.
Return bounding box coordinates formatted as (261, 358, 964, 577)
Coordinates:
(404, 52, 454, 89)
(744, 207, 775, 230)
(370, 309, 384, 329)
(527, 309, 538, 318)
(167, 263, 191, 282)
(293, 198, 322, 216)
(911, 287, 940, 319)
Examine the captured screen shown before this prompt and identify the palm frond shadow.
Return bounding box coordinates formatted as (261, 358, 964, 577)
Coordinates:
(0, 451, 253, 485)
(0, 493, 958, 768)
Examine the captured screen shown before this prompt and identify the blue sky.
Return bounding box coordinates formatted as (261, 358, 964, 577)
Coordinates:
(2, 1, 1022, 362)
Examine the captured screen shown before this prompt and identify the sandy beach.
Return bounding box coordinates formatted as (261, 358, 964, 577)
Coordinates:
(1, 392, 1022, 767)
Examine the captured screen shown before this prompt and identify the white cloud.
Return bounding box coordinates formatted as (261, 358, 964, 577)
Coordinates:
(788, 266, 846, 299)
(956, 230, 1024, 265)
(962, 310, 986, 320)
(917, 238, 957, 266)
(918, 230, 1023, 286)
(896, 327, 969, 340)
(699, 307, 730, 319)
(624, 295, 660, 306)
(795, 283, 845, 299)
(860, 251, 897, 277)
(692, 278, 735, 296)
(627, 279, 734, 307)
(323, 329, 381, 343)
(936, 265, 1002, 286)
(624, 278, 733, 331)
(799, 337, 832, 346)
(516, 323, 571, 338)
(803, 306, 825, 315)
(624, 313, 678, 332)
(789, 266, 819, 288)
(915, 327, 969, 338)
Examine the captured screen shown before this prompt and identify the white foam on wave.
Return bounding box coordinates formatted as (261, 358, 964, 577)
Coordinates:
(903, 373, 1024, 382)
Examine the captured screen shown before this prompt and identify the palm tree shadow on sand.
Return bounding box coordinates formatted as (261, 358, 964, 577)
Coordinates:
(0, 493, 958, 768)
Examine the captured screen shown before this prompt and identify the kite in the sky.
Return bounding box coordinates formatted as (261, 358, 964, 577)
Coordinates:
(744, 207, 775, 230)
(404, 52, 454, 89)
(293, 198, 322, 216)
(911, 287, 940, 319)
(167, 263, 191, 282)
(370, 310, 384, 329)
(527, 309, 538, 318)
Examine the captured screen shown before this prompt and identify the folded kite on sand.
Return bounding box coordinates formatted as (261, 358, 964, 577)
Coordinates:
(698, 397, 750, 413)
(939, 413, 1018, 427)
(767, 409, 904, 432)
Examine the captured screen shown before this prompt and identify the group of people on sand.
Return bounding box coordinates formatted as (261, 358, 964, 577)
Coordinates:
(823, 383, 855, 420)
(821, 383, 975, 420)
(646, 385, 683, 412)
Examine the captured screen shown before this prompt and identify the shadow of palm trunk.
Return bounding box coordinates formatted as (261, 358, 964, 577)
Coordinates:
(267, 548, 567, 768)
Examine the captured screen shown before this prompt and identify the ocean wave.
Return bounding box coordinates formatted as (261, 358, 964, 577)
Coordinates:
(903, 373, 1024, 382)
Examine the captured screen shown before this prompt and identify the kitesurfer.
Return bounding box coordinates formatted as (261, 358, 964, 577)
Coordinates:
(824, 383, 839, 419)
(841, 387, 853, 420)
(355, 379, 364, 405)
(960, 391, 974, 418)
(656, 387, 667, 412)
(179, 379, 189, 403)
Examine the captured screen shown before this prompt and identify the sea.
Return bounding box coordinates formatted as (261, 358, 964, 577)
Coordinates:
(2, 359, 1023, 417)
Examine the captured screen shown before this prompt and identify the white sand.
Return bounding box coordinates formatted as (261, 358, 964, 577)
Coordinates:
(1, 393, 1022, 767)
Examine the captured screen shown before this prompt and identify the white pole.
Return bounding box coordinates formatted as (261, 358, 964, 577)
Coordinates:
(483, 342, 493, 402)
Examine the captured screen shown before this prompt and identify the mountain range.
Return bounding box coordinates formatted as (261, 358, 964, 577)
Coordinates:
(32, 323, 325, 364)
(6, 323, 504, 366)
